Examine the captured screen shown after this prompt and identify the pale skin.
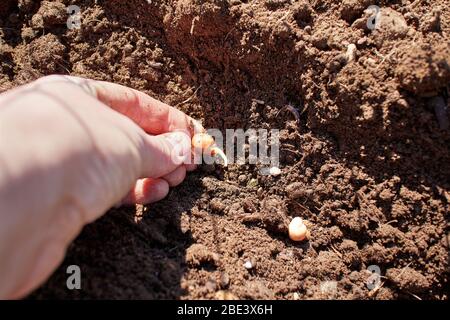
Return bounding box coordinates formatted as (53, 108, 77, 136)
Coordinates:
(0, 75, 198, 299)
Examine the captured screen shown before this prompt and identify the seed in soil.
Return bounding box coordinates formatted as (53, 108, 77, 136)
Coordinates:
(288, 217, 308, 241)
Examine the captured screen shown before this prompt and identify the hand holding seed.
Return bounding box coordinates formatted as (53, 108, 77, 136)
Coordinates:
(192, 132, 228, 166)
(0, 75, 197, 299)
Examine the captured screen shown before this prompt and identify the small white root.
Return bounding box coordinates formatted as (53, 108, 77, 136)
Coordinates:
(190, 16, 200, 35)
(211, 147, 228, 166)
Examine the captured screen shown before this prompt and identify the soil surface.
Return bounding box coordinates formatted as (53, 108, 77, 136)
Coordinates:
(1, 0, 449, 300)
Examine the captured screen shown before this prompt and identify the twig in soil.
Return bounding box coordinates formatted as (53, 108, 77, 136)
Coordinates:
(148, 61, 163, 69)
(408, 0, 422, 9)
(54, 59, 72, 75)
(407, 292, 422, 300)
(82, 18, 106, 25)
(175, 85, 202, 107)
(280, 147, 302, 156)
(385, 219, 398, 226)
(223, 27, 236, 43)
(310, 80, 321, 90)
(276, 104, 301, 125)
(330, 244, 343, 258)
(368, 262, 413, 298)
(375, 48, 398, 70)
(190, 16, 200, 35)
(252, 98, 265, 105)
(337, 81, 351, 92)
(292, 152, 308, 170)
(376, 34, 418, 70)
(290, 201, 314, 217)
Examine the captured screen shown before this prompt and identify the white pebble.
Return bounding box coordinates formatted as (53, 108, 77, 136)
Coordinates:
(269, 167, 281, 176)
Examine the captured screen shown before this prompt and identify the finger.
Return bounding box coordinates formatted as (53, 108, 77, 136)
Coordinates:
(139, 130, 191, 178)
(185, 163, 197, 172)
(53, 76, 203, 136)
(122, 178, 169, 205)
(162, 165, 187, 187)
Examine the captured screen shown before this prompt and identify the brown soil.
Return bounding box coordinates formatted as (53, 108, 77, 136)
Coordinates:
(1, 0, 449, 300)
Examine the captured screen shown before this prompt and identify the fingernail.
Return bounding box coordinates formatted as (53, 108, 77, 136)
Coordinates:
(165, 131, 191, 165)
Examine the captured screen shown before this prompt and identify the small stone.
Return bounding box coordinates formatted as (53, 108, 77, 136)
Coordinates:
(243, 259, 255, 270)
(257, 187, 264, 197)
(269, 167, 281, 176)
(238, 174, 247, 184)
(242, 199, 256, 213)
(357, 37, 367, 46)
(247, 178, 258, 188)
(220, 272, 230, 288)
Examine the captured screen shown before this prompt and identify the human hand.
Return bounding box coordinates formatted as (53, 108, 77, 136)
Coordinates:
(0, 75, 198, 299)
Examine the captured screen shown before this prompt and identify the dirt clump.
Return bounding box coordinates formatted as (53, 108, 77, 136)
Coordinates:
(31, 1, 67, 29)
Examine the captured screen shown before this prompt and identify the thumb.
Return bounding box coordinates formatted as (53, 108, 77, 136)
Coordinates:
(139, 130, 192, 179)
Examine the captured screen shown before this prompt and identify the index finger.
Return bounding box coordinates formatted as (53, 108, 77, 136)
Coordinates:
(41, 75, 204, 136)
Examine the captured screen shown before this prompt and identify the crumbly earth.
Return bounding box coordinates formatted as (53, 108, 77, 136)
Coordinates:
(1, 0, 449, 300)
